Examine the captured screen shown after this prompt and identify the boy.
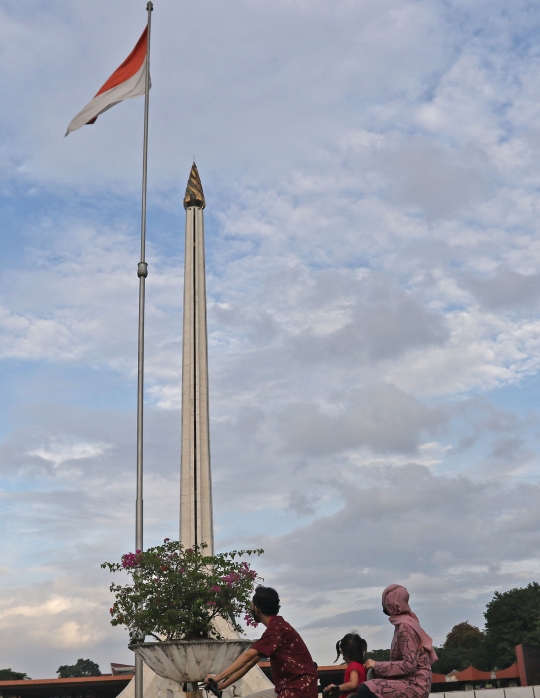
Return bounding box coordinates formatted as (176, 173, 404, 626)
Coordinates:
(205, 586, 317, 698)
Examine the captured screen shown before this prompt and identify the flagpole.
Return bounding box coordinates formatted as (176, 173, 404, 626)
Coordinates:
(135, 4, 152, 698)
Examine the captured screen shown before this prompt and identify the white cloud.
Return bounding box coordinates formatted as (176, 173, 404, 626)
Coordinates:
(0, 0, 540, 678)
(0, 596, 74, 620)
(29, 441, 110, 469)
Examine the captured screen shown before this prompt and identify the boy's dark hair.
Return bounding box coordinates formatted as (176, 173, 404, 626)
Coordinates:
(335, 633, 368, 663)
(253, 586, 280, 616)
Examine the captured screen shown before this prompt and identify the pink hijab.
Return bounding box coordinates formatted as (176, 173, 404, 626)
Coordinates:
(382, 584, 438, 665)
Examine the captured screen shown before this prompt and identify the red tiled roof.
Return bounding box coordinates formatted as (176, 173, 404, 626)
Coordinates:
(496, 663, 519, 679)
(453, 666, 492, 681)
(431, 673, 447, 683)
(431, 663, 519, 684)
(0, 676, 132, 688)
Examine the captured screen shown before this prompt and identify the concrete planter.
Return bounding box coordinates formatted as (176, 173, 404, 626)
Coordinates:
(130, 639, 253, 683)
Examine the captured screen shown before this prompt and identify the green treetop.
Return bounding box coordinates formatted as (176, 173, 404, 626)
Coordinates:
(56, 659, 101, 678)
(484, 582, 540, 668)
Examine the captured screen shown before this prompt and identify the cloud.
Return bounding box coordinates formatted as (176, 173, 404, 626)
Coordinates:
(248, 463, 540, 659)
(261, 464, 540, 591)
(287, 274, 450, 365)
(0, 596, 74, 620)
(301, 609, 384, 631)
(1, 0, 540, 678)
(29, 441, 110, 469)
(0, 578, 131, 675)
(378, 138, 491, 219)
(278, 384, 444, 456)
(463, 266, 540, 312)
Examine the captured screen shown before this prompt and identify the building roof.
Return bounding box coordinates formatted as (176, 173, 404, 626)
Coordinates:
(431, 663, 520, 683)
(0, 676, 132, 688)
(452, 666, 492, 681)
(110, 664, 135, 676)
(495, 663, 520, 679)
(431, 673, 447, 683)
(0, 674, 133, 698)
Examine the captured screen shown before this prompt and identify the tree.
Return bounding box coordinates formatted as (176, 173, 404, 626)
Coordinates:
(366, 649, 391, 661)
(445, 622, 485, 649)
(57, 659, 101, 678)
(432, 622, 491, 674)
(0, 669, 30, 680)
(484, 582, 540, 669)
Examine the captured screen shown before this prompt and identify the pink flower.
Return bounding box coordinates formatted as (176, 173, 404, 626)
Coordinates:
(244, 613, 259, 628)
(207, 601, 217, 606)
(164, 538, 170, 542)
(121, 552, 141, 569)
(211, 585, 221, 592)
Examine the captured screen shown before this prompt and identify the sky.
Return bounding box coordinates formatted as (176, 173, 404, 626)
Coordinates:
(1, 0, 540, 679)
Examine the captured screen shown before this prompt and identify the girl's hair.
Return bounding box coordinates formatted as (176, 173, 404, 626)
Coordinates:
(335, 632, 368, 664)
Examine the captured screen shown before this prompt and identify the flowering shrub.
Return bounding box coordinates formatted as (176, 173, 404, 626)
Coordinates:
(101, 540, 263, 642)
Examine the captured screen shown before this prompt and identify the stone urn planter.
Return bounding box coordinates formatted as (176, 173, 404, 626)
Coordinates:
(103, 540, 263, 687)
(129, 639, 253, 683)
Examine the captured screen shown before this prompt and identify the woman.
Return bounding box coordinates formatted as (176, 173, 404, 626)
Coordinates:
(359, 584, 437, 698)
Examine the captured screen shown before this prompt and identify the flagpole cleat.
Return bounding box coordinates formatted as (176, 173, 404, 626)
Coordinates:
(137, 262, 148, 278)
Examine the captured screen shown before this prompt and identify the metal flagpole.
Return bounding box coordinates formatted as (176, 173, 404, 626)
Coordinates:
(135, 4, 152, 698)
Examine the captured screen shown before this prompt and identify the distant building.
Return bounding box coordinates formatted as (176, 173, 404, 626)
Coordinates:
(430, 663, 519, 692)
(0, 665, 134, 698)
(110, 666, 135, 678)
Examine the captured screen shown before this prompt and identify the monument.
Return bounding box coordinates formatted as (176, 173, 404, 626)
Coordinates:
(180, 163, 214, 553)
(118, 165, 272, 698)
(178, 166, 271, 693)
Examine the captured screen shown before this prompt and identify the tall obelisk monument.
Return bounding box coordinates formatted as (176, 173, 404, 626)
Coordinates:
(180, 163, 214, 553)
(178, 168, 271, 692)
(117, 169, 273, 698)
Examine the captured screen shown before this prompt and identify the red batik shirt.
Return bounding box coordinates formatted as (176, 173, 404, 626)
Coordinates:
(251, 616, 318, 698)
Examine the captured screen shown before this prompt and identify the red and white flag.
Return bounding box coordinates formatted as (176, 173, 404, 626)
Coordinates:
(66, 26, 150, 136)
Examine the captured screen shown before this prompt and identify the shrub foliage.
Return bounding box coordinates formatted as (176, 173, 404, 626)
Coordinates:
(102, 540, 263, 642)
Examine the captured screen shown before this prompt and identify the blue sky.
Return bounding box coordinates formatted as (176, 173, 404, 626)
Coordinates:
(1, 0, 540, 678)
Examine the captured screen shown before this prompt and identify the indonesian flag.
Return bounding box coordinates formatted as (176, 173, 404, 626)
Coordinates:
(65, 26, 150, 136)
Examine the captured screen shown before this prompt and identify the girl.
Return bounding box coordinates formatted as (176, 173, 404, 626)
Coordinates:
(325, 632, 367, 698)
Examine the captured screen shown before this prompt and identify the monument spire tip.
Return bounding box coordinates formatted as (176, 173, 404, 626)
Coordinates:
(184, 162, 205, 209)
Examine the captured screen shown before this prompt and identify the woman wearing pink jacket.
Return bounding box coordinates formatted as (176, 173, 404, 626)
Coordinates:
(360, 585, 438, 698)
